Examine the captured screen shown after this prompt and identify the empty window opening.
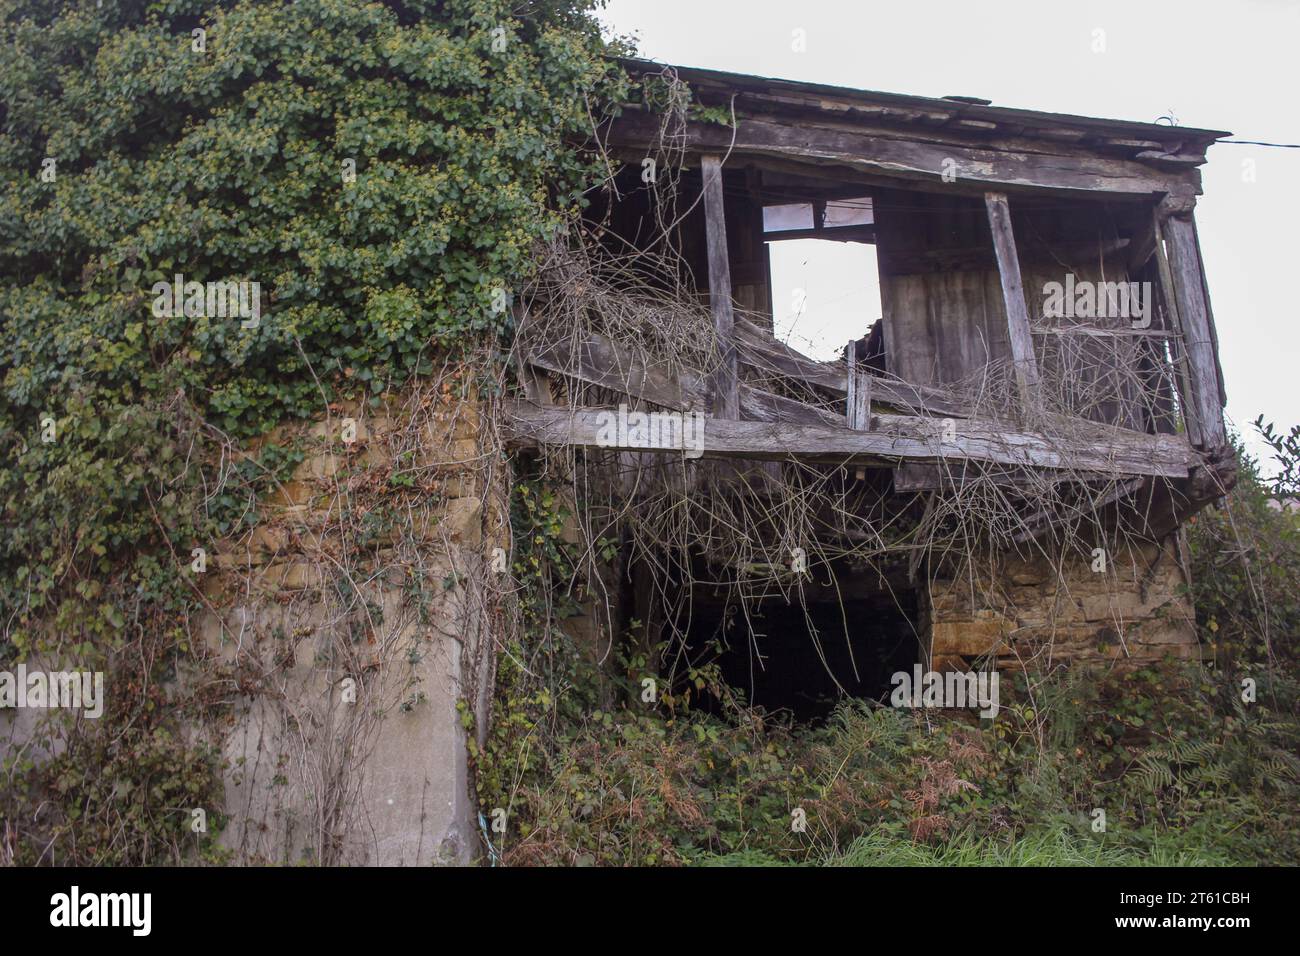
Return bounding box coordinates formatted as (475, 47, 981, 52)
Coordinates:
(762, 195, 880, 362)
(769, 239, 883, 362)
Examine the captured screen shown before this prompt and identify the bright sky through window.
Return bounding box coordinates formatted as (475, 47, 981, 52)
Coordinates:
(768, 239, 882, 361)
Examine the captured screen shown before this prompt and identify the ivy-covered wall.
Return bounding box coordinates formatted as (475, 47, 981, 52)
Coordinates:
(1, 0, 622, 865)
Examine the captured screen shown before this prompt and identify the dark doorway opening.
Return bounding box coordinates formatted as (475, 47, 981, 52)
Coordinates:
(676, 577, 920, 723)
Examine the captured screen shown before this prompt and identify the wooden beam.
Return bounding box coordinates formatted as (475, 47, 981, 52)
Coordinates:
(984, 192, 1041, 411)
(701, 154, 739, 419)
(520, 328, 843, 428)
(607, 109, 1195, 198)
(1161, 214, 1227, 448)
(523, 332, 700, 411)
(731, 316, 971, 417)
(504, 403, 1198, 478)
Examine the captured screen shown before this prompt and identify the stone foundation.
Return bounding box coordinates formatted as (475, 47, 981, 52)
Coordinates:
(925, 534, 1200, 671)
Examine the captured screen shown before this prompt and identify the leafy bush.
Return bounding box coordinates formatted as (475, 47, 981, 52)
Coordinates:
(1187, 434, 1300, 669)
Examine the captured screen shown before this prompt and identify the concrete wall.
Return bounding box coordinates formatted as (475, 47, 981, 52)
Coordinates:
(197, 392, 499, 865)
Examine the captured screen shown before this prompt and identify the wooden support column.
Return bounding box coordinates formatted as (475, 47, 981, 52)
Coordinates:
(701, 154, 739, 419)
(845, 340, 873, 429)
(1191, 215, 1228, 409)
(1161, 213, 1227, 449)
(846, 338, 873, 479)
(984, 192, 1041, 412)
(1152, 213, 1204, 447)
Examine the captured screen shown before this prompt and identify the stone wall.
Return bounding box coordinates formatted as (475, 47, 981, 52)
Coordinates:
(196, 388, 501, 865)
(925, 534, 1200, 671)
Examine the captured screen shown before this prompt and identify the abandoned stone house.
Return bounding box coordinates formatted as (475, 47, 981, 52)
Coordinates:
(40, 61, 1237, 866)
(508, 58, 1236, 688)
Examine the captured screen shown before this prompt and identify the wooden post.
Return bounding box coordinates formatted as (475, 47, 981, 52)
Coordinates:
(1152, 213, 1204, 447)
(845, 339, 872, 429)
(984, 192, 1041, 412)
(1161, 214, 1227, 449)
(847, 338, 872, 479)
(1191, 215, 1228, 409)
(701, 154, 739, 420)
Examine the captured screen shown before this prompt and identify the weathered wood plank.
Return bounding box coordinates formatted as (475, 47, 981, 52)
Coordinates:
(846, 339, 872, 429)
(504, 403, 1198, 478)
(732, 316, 972, 417)
(847, 339, 872, 478)
(1191, 215, 1228, 409)
(521, 328, 842, 429)
(701, 154, 739, 419)
(882, 237, 1129, 276)
(1162, 214, 1227, 448)
(608, 109, 1190, 197)
(523, 333, 704, 410)
(985, 192, 1041, 411)
(1152, 213, 1204, 448)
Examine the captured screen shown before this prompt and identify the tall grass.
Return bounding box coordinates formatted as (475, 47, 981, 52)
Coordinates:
(698, 825, 1233, 867)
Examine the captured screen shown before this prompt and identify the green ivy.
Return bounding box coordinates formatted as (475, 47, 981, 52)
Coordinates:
(0, 0, 626, 863)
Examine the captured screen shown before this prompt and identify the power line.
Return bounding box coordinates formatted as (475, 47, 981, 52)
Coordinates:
(1220, 139, 1300, 148)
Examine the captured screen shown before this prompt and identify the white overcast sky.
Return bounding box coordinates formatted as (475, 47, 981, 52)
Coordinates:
(598, 0, 1299, 469)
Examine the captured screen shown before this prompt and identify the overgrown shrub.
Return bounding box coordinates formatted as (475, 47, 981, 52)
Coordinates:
(483, 442, 1300, 867)
(481, 659, 1299, 866)
(1187, 433, 1300, 669)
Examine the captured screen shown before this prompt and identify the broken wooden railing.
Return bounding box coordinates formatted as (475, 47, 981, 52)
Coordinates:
(507, 320, 1201, 481)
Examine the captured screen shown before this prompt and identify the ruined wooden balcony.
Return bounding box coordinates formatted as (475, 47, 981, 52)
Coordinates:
(505, 60, 1236, 539)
